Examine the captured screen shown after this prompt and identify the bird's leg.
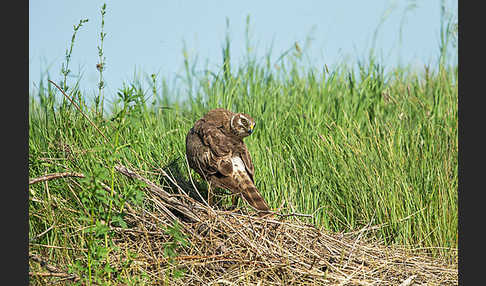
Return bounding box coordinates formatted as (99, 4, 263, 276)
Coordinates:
(230, 194, 240, 210)
(207, 183, 214, 206)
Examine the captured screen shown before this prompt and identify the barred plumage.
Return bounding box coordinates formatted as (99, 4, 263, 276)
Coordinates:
(185, 108, 270, 216)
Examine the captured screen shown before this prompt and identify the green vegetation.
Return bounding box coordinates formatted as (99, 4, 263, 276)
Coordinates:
(29, 2, 457, 284)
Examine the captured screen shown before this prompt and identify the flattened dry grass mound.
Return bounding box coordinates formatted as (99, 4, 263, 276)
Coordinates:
(106, 165, 457, 285)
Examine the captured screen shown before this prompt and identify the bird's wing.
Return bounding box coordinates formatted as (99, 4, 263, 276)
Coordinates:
(193, 120, 234, 176)
(186, 127, 215, 176)
(194, 121, 231, 155)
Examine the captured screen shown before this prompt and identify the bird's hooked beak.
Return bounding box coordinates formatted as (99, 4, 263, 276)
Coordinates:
(248, 122, 255, 134)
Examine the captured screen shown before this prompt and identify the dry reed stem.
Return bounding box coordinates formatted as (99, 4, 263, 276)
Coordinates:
(29, 172, 85, 185)
(110, 167, 457, 285)
(29, 253, 80, 282)
(29, 165, 458, 285)
(110, 164, 458, 285)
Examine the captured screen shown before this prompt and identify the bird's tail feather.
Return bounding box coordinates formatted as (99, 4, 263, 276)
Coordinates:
(235, 171, 270, 215)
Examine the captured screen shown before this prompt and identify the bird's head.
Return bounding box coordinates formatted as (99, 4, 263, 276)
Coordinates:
(230, 113, 255, 138)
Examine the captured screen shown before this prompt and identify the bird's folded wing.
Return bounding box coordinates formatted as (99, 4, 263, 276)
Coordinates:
(239, 147, 255, 182)
(193, 122, 234, 176)
(194, 122, 230, 155)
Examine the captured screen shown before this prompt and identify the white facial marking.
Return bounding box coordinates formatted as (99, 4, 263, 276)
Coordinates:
(239, 115, 249, 126)
(230, 114, 236, 130)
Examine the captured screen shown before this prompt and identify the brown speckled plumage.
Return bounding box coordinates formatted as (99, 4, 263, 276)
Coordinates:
(185, 108, 270, 215)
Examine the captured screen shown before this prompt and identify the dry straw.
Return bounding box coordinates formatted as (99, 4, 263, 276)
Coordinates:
(109, 165, 457, 285)
(29, 164, 457, 285)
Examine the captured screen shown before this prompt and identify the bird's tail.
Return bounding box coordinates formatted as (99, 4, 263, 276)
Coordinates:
(234, 171, 271, 216)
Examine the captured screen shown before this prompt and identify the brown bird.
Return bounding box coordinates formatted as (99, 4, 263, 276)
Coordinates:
(185, 108, 271, 216)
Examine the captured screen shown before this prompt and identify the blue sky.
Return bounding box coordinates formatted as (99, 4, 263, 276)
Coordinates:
(29, 0, 457, 99)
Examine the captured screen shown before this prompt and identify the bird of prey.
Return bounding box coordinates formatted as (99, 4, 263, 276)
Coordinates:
(185, 108, 271, 216)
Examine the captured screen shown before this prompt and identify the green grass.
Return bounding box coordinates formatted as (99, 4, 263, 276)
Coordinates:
(29, 3, 457, 284)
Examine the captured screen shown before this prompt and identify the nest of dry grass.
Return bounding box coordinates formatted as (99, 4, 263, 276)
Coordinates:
(109, 165, 457, 285)
(29, 165, 457, 285)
